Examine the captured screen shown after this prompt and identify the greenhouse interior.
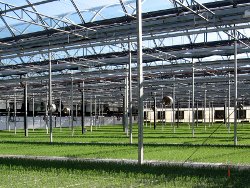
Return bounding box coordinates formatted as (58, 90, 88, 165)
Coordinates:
(0, 0, 250, 187)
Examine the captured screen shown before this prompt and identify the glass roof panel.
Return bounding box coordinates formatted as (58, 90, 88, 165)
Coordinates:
(66, 13, 82, 24)
(74, 0, 126, 11)
(0, 0, 230, 39)
(32, 1, 76, 18)
(93, 4, 125, 21)
(81, 11, 96, 23)
(0, 28, 12, 38)
(142, 0, 175, 12)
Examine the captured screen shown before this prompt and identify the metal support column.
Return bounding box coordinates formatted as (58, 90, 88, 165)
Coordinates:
(145, 102, 148, 127)
(90, 96, 93, 132)
(6, 99, 9, 131)
(59, 95, 62, 132)
(188, 90, 190, 129)
(224, 103, 227, 125)
(204, 89, 206, 130)
(49, 51, 53, 143)
(101, 102, 104, 126)
(45, 88, 48, 134)
(228, 72, 231, 133)
(81, 81, 85, 134)
(137, 0, 144, 165)
(98, 99, 101, 127)
(153, 96, 156, 130)
(196, 101, 198, 127)
(177, 101, 179, 128)
(149, 100, 152, 128)
(94, 95, 97, 129)
(161, 89, 164, 128)
(173, 81, 176, 133)
(125, 71, 129, 136)
(212, 101, 214, 126)
(75, 104, 78, 124)
(14, 91, 17, 134)
(192, 59, 195, 137)
(24, 80, 28, 137)
(234, 37, 238, 145)
(71, 76, 74, 136)
(209, 101, 211, 127)
(123, 95, 125, 131)
(32, 93, 35, 131)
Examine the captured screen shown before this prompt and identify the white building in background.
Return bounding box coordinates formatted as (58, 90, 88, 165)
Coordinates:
(144, 106, 250, 123)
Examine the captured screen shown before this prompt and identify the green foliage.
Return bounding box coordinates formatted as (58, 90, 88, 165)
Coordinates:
(0, 124, 249, 187)
(0, 157, 249, 187)
(1, 122, 250, 145)
(0, 124, 249, 164)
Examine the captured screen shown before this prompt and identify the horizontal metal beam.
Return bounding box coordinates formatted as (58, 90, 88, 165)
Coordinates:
(0, 0, 59, 14)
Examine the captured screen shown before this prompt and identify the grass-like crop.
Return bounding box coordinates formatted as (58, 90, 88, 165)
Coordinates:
(0, 123, 249, 187)
(0, 123, 249, 164)
(0, 157, 249, 188)
(1, 122, 250, 145)
(0, 142, 249, 164)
